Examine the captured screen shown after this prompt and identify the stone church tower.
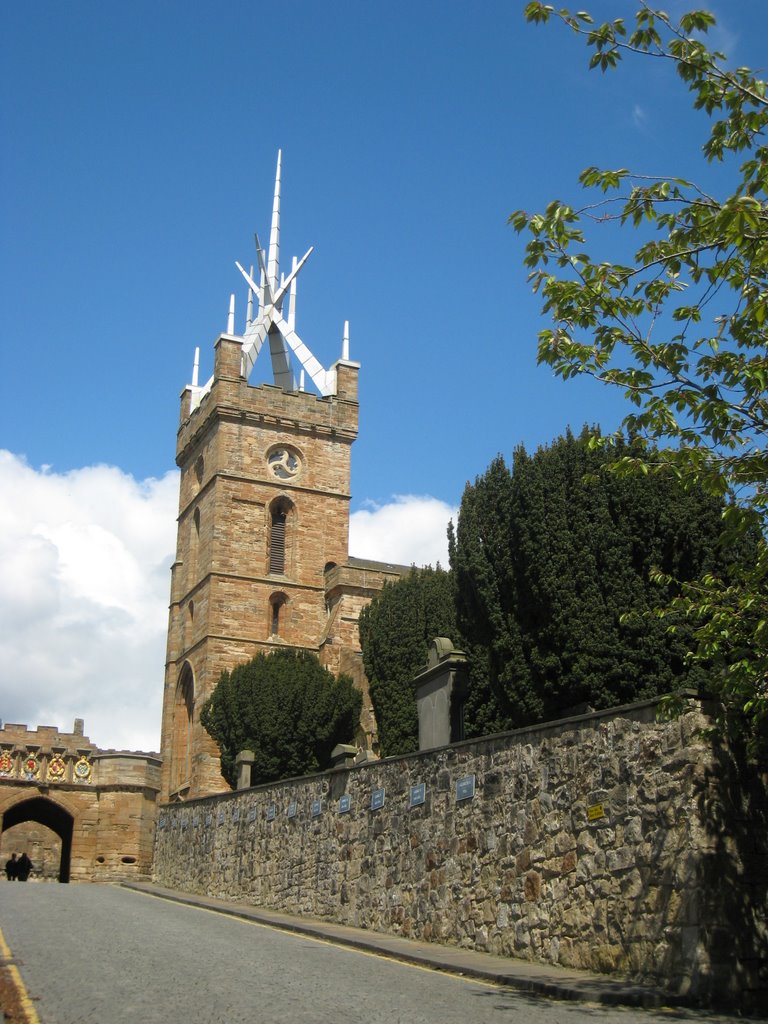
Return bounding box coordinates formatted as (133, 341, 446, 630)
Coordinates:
(160, 154, 404, 802)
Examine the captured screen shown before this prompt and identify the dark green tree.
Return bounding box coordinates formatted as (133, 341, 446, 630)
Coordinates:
(446, 458, 522, 738)
(358, 567, 456, 756)
(200, 648, 362, 788)
(451, 430, 730, 728)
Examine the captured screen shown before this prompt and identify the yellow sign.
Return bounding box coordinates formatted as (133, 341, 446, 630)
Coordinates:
(587, 803, 606, 821)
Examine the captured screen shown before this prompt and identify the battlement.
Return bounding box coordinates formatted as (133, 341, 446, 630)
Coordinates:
(177, 341, 359, 468)
(0, 719, 96, 752)
(0, 719, 161, 789)
(324, 558, 410, 599)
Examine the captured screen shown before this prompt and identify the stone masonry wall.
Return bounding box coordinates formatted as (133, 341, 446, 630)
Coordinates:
(0, 722, 161, 882)
(153, 699, 768, 1011)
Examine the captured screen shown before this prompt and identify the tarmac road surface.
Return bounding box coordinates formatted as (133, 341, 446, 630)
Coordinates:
(0, 882, 761, 1024)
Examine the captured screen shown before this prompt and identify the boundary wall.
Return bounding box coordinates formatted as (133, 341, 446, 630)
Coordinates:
(153, 699, 768, 1011)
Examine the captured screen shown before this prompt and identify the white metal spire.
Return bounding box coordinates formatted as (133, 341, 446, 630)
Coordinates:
(187, 152, 347, 410)
(266, 150, 281, 297)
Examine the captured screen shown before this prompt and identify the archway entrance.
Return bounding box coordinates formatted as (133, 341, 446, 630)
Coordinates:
(1, 797, 74, 883)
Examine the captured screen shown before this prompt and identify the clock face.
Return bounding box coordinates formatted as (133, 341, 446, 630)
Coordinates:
(267, 447, 301, 480)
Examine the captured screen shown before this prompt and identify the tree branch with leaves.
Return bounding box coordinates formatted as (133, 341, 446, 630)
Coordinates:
(513, 3, 768, 755)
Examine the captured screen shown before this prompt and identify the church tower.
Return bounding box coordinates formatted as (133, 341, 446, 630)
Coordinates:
(160, 154, 369, 801)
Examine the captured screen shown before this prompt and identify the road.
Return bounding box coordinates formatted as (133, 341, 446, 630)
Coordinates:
(0, 883, 756, 1024)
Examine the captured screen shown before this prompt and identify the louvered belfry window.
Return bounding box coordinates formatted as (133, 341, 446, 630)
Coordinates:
(270, 510, 287, 574)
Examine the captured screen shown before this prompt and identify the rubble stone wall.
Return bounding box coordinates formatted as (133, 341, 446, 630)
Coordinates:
(153, 699, 768, 1010)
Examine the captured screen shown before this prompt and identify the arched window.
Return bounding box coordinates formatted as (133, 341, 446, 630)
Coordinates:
(268, 497, 294, 576)
(171, 663, 194, 796)
(269, 593, 288, 637)
(270, 510, 286, 573)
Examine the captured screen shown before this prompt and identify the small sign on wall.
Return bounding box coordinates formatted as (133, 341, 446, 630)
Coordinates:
(266, 804, 276, 821)
(311, 799, 322, 818)
(339, 794, 351, 814)
(409, 783, 426, 808)
(456, 775, 476, 801)
(587, 803, 606, 822)
(370, 788, 386, 811)
(287, 800, 297, 819)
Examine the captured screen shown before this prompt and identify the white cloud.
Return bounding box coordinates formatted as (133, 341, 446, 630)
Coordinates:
(350, 495, 458, 568)
(632, 104, 648, 130)
(0, 452, 179, 753)
(0, 456, 457, 753)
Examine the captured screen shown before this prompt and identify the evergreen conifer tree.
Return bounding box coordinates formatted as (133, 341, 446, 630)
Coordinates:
(200, 648, 362, 787)
(451, 430, 729, 728)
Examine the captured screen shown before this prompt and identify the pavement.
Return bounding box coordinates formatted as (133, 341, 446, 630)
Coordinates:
(122, 881, 683, 1010)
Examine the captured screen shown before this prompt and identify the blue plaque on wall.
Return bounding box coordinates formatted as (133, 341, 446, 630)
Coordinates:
(370, 788, 386, 811)
(205, 812, 212, 827)
(192, 814, 199, 827)
(170, 816, 178, 829)
(266, 804, 276, 821)
(181, 817, 188, 830)
(158, 816, 166, 829)
(248, 806, 257, 822)
(232, 806, 240, 823)
(456, 775, 476, 801)
(287, 800, 297, 818)
(217, 809, 225, 825)
(409, 783, 426, 807)
(311, 799, 322, 818)
(339, 794, 351, 814)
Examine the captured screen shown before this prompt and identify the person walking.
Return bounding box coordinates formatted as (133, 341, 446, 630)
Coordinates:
(16, 853, 32, 881)
(4, 853, 18, 880)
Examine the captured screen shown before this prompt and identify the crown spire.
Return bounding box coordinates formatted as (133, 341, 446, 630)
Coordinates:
(187, 152, 352, 411)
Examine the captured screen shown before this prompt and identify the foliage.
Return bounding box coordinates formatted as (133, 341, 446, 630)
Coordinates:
(446, 460, 520, 738)
(358, 567, 456, 756)
(513, 4, 768, 754)
(200, 648, 362, 788)
(449, 430, 733, 728)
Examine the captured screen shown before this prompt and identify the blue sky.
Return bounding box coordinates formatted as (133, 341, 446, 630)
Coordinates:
(1, 1, 767, 750)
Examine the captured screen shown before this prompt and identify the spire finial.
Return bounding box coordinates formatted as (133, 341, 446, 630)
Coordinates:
(267, 150, 282, 297)
(342, 321, 350, 361)
(227, 294, 236, 335)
